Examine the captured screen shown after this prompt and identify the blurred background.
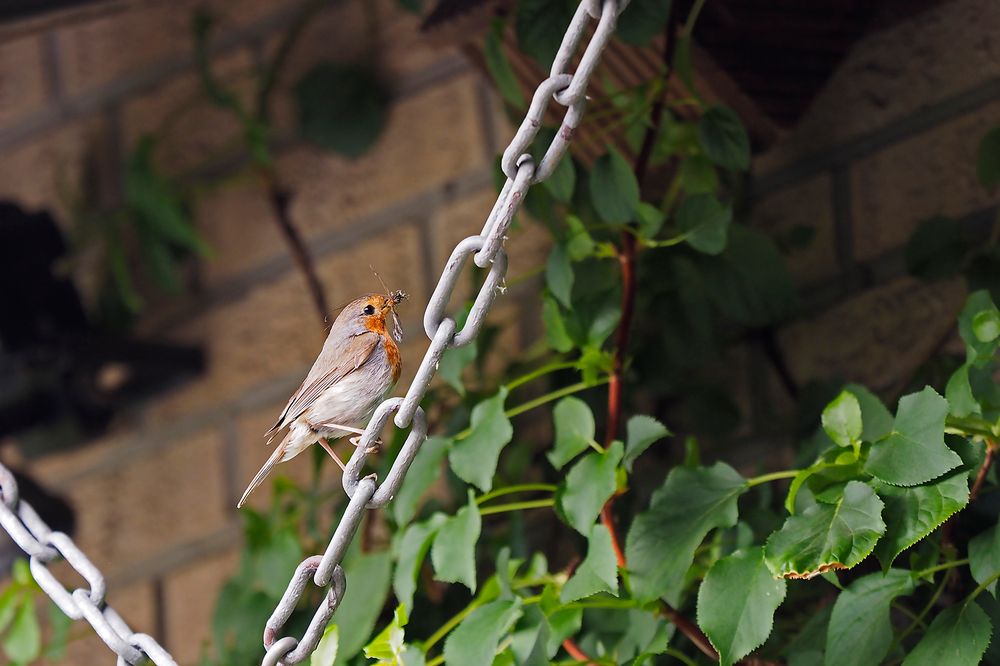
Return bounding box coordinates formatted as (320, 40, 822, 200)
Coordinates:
(0, 0, 996, 663)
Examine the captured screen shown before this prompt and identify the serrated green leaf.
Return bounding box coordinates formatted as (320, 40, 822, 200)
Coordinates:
(697, 547, 786, 666)
(2, 598, 40, 663)
(901, 602, 992, 666)
(698, 106, 750, 171)
(676, 194, 732, 255)
(364, 605, 407, 662)
(430, 492, 481, 593)
(484, 19, 525, 108)
(824, 569, 916, 666)
(560, 525, 619, 602)
(547, 397, 597, 470)
(624, 415, 671, 470)
(978, 127, 1000, 188)
(334, 549, 392, 663)
(312, 624, 339, 666)
(626, 462, 746, 603)
(542, 295, 574, 353)
(970, 520, 1000, 598)
(558, 442, 624, 534)
(392, 437, 450, 526)
(443, 599, 523, 666)
(509, 607, 550, 666)
(946, 364, 981, 418)
(546, 245, 574, 308)
(589, 149, 640, 225)
(765, 481, 885, 579)
(865, 387, 962, 486)
(615, 0, 672, 46)
(873, 472, 969, 570)
(449, 388, 513, 492)
(393, 514, 446, 611)
(822, 391, 863, 448)
(844, 384, 894, 442)
(514, 0, 575, 69)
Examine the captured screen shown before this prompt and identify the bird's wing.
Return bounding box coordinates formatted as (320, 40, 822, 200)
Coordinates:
(265, 331, 379, 439)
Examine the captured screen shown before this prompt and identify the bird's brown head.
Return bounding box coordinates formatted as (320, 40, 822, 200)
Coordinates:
(354, 291, 406, 342)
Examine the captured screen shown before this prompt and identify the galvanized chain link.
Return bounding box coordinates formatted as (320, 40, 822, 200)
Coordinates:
(262, 1, 627, 663)
(0, 2, 625, 663)
(0, 465, 178, 666)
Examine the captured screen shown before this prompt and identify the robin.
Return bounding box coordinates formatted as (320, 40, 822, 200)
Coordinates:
(237, 290, 406, 508)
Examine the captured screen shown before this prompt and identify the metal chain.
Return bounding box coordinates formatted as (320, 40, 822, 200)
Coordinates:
(263, 0, 627, 663)
(0, 465, 179, 666)
(0, 2, 625, 664)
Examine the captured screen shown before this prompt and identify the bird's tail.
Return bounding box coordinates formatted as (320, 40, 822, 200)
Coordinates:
(237, 440, 287, 508)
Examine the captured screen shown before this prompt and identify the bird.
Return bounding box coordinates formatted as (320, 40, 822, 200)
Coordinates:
(237, 290, 406, 508)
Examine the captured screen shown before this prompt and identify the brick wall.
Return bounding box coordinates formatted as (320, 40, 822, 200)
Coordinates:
(0, 0, 996, 663)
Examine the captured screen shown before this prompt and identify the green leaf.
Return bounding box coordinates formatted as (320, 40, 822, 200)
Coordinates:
(822, 391, 863, 448)
(0, 586, 19, 636)
(2, 598, 40, 663)
(256, 529, 304, 597)
(560, 525, 619, 602)
(547, 397, 597, 470)
(312, 624, 339, 666)
(564, 215, 594, 260)
(978, 127, 1000, 188)
(514, 0, 575, 69)
(509, 607, 550, 666)
(443, 599, 523, 666)
(673, 36, 694, 91)
(824, 569, 916, 666)
(844, 384, 894, 442)
(484, 19, 525, 108)
(636, 201, 666, 238)
(334, 549, 392, 663)
(438, 306, 477, 396)
(626, 462, 746, 603)
(393, 514, 446, 611)
(697, 547, 787, 666)
(905, 216, 968, 280)
(624, 415, 671, 470)
(364, 605, 407, 662)
(764, 481, 886, 579)
(873, 471, 968, 570)
(970, 520, 1000, 597)
(676, 194, 732, 255)
(296, 63, 389, 157)
(557, 442, 624, 534)
(679, 154, 719, 194)
(533, 129, 575, 203)
(449, 388, 513, 492)
(542, 296, 574, 353)
(546, 245, 574, 309)
(946, 364, 981, 418)
(43, 601, 70, 660)
(958, 290, 1000, 365)
(589, 149, 640, 225)
(901, 602, 992, 666)
(698, 106, 750, 171)
(430, 492, 482, 593)
(393, 437, 451, 526)
(616, 0, 672, 46)
(865, 387, 962, 486)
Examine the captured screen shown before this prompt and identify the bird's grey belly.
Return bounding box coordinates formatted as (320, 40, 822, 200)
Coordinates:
(305, 366, 394, 438)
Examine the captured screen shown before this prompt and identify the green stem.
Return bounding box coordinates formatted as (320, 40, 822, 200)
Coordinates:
(663, 647, 699, 666)
(892, 567, 951, 653)
(643, 233, 688, 248)
(965, 567, 1000, 605)
(945, 414, 998, 438)
(506, 361, 578, 391)
(476, 484, 558, 505)
(917, 558, 969, 578)
(891, 602, 927, 630)
(745, 470, 800, 487)
(479, 499, 555, 516)
(422, 599, 483, 654)
(681, 0, 707, 36)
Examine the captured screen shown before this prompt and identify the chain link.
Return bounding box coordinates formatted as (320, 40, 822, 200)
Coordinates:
(0, 2, 625, 663)
(0, 470, 179, 665)
(260, 1, 627, 663)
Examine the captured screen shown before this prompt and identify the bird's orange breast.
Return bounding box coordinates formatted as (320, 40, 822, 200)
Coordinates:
(364, 316, 402, 382)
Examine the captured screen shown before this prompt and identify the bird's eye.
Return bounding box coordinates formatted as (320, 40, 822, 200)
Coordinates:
(363, 304, 376, 315)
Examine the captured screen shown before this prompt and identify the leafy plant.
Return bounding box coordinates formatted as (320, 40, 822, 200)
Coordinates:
(0, 560, 70, 665)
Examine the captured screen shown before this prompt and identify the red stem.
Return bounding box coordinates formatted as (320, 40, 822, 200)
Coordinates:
(562, 638, 595, 664)
(971, 440, 997, 500)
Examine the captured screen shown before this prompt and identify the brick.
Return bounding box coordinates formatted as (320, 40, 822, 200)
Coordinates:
(39, 580, 155, 666)
(0, 34, 49, 128)
(851, 101, 1000, 262)
(777, 277, 965, 396)
(121, 48, 256, 173)
(276, 72, 488, 239)
(757, 0, 1000, 173)
(146, 224, 426, 423)
(163, 548, 240, 664)
(750, 174, 838, 284)
(61, 429, 227, 576)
